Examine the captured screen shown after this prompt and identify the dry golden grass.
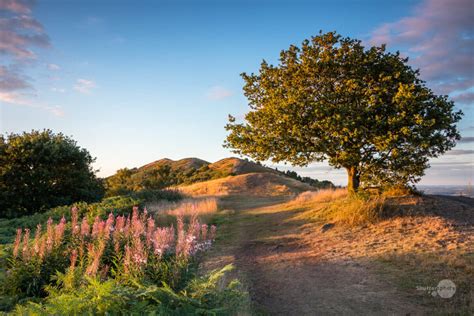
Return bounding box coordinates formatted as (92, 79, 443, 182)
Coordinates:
(381, 185, 416, 197)
(146, 197, 219, 225)
(290, 193, 474, 313)
(292, 188, 348, 204)
(178, 172, 315, 197)
(291, 189, 392, 226)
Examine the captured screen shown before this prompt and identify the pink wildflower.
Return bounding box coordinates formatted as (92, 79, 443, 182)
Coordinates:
(70, 249, 78, 271)
(201, 224, 208, 241)
(210, 225, 217, 240)
(21, 228, 30, 260)
(46, 217, 54, 252)
(91, 216, 100, 237)
(105, 213, 115, 239)
(54, 216, 66, 246)
(85, 239, 106, 276)
(38, 236, 46, 259)
(80, 217, 90, 237)
(146, 216, 155, 247)
(123, 244, 131, 274)
(12, 228, 22, 258)
(71, 206, 79, 236)
(32, 224, 42, 255)
(176, 215, 185, 257)
(152, 227, 174, 257)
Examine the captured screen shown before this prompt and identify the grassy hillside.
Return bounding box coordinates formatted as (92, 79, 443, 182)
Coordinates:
(105, 157, 332, 196)
(178, 172, 315, 197)
(140, 157, 209, 172)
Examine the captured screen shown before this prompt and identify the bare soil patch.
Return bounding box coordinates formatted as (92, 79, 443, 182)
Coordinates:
(199, 194, 474, 315)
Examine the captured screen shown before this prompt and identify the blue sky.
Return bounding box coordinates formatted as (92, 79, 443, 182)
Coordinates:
(1, 0, 473, 185)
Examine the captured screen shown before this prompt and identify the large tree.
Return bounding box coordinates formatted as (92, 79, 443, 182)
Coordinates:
(225, 32, 462, 193)
(0, 130, 104, 217)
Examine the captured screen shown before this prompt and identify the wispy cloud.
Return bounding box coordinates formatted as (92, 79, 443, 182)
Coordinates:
(50, 87, 66, 93)
(369, 0, 474, 101)
(0, 0, 62, 116)
(0, 0, 33, 14)
(74, 78, 96, 94)
(445, 149, 474, 156)
(0, 2, 50, 60)
(459, 136, 474, 143)
(452, 92, 474, 105)
(0, 65, 30, 91)
(0, 91, 64, 117)
(206, 85, 233, 100)
(47, 63, 60, 71)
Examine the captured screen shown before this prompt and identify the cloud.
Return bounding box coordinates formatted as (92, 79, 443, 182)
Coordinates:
(74, 78, 96, 94)
(206, 86, 233, 100)
(0, 0, 60, 117)
(430, 161, 473, 166)
(47, 63, 60, 70)
(0, 65, 30, 91)
(50, 87, 65, 93)
(0, 91, 64, 117)
(369, 0, 474, 100)
(459, 136, 474, 143)
(452, 92, 474, 104)
(0, 0, 33, 14)
(0, 5, 50, 60)
(445, 149, 474, 156)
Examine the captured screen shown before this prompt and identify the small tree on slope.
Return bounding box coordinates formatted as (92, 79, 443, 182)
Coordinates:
(224, 32, 462, 194)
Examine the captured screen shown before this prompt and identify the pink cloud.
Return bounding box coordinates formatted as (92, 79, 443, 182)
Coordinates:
(452, 92, 474, 104)
(74, 78, 96, 94)
(0, 0, 60, 116)
(47, 63, 60, 71)
(0, 65, 30, 91)
(0, 0, 33, 14)
(0, 5, 50, 60)
(0, 91, 64, 117)
(206, 86, 233, 100)
(370, 0, 474, 101)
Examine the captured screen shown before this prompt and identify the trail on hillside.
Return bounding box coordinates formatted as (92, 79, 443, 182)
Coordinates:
(200, 195, 426, 315)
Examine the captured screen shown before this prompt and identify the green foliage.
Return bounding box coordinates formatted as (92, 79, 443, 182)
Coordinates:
(0, 201, 246, 314)
(105, 164, 233, 197)
(0, 130, 105, 218)
(12, 265, 247, 315)
(0, 191, 181, 244)
(283, 170, 334, 188)
(225, 31, 462, 193)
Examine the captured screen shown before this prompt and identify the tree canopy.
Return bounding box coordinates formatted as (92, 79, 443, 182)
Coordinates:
(225, 32, 463, 193)
(0, 130, 104, 217)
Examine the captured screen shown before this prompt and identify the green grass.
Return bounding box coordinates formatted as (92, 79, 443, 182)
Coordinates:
(0, 190, 181, 245)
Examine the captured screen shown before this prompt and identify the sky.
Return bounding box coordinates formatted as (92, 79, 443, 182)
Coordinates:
(0, 0, 473, 186)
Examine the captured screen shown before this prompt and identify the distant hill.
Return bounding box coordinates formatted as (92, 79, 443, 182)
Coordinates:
(209, 157, 277, 175)
(104, 157, 332, 196)
(139, 158, 209, 172)
(178, 172, 315, 197)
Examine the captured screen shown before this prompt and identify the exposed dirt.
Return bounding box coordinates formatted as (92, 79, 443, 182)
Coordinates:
(200, 194, 473, 315)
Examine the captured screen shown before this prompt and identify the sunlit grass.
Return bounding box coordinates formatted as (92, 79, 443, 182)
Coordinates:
(146, 197, 219, 225)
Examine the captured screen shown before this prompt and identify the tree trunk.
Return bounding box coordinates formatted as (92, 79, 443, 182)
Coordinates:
(346, 166, 360, 195)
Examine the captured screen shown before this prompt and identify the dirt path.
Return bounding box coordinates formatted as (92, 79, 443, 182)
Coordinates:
(201, 195, 426, 315)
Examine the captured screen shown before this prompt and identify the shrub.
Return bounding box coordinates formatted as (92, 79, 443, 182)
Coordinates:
(13, 265, 248, 315)
(1, 205, 227, 313)
(0, 190, 181, 244)
(0, 130, 104, 218)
